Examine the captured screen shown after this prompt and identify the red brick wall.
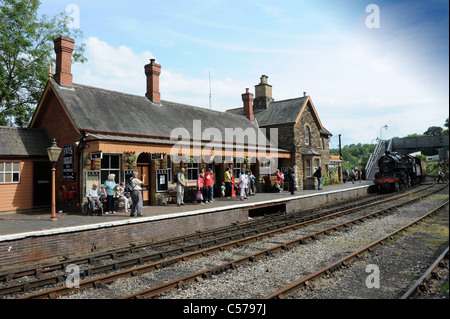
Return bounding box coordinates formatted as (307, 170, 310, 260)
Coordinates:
(31, 88, 80, 208)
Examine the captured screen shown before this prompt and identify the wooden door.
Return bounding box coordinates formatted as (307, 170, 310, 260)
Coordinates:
(137, 153, 151, 205)
(138, 164, 150, 205)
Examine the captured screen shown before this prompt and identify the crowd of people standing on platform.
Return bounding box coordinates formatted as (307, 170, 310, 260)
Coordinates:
(86, 165, 326, 216)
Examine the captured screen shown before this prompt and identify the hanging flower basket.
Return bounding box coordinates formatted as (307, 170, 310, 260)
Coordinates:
(123, 151, 137, 168)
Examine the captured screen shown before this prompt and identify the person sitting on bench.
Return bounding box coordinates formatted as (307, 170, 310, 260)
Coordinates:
(86, 183, 105, 216)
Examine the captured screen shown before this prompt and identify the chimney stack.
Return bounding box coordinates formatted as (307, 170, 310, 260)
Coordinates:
(53, 36, 75, 86)
(145, 59, 162, 103)
(242, 88, 255, 121)
(254, 75, 273, 110)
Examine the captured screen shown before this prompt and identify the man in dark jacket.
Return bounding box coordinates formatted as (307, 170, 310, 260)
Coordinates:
(313, 167, 323, 190)
(288, 169, 296, 195)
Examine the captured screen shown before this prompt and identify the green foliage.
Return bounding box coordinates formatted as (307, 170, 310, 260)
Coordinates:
(0, 0, 86, 126)
(423, 126, 444, 136)
(415, 154, 426, 162)
(330, 143, 376, 171)
(443, 117, 449, 135)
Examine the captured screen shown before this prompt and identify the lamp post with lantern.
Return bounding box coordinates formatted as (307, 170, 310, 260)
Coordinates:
(380, 124, 388, 141)
(47, 139, 62, 222)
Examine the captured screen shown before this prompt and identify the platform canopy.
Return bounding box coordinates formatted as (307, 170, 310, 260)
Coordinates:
(85, 132, 290, 159)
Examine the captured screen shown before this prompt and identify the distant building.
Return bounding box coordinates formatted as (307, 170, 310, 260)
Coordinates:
(329, 155, 343, 183)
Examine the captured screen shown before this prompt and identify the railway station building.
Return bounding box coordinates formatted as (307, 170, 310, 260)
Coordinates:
(0, 36, 334, 213)
(18, 36, 290, 212)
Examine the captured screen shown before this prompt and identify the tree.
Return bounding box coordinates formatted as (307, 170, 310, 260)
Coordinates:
(330, 143, 376, 172)
(423, 126, 443, 137)
(0, 0, 86, 126)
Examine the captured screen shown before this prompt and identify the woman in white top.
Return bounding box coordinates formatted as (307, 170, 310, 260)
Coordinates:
(117, 182, 132, 213)
(239, 169, 248, 201)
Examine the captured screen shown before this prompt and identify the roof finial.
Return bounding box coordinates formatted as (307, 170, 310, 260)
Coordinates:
(49, 62, 52, 79)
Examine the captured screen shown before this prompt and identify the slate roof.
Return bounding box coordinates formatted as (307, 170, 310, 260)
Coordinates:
(256, 97, 308, 127)
(51, 79, 264, 140)
(0, 126, 51, 157)
(227, 97, 307, 126)
(227, 96, 332, 136)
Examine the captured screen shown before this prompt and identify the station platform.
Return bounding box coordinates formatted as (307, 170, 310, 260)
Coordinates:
(0, 181, 373, 271)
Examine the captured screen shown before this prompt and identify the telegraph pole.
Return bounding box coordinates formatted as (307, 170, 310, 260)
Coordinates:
(338, 134, 342, 182)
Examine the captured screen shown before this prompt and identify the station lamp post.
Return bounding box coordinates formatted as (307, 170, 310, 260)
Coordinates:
(380, 124, 388, 141)
(47, 139, 62, 222)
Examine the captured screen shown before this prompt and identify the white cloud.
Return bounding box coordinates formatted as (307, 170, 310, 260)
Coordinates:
(72, 37, 154, 95)
(71, 37, 245, 110)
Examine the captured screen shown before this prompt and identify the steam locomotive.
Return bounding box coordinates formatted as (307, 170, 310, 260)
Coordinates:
(374, 151, 426, 193)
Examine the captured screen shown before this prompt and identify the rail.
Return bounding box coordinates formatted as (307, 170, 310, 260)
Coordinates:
(400, 246, 449, 299)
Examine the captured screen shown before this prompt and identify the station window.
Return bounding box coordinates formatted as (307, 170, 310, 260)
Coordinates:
(234, 159, 243, 178)
(305, 126, 311, 146)
(186, 161, 199, 181)
(314, 159, 320, 173)
(101, 154, 120, 184)
(306, 159, 312, 177)
(0, 161, 20, 183)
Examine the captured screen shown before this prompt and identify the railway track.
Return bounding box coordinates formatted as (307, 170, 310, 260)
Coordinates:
(0, 187, 416, 297)
(0, 192, 380, 286)
(123, 183, 449, 300)
(263, 200, 449, 299)
(3, 182, 445, 299)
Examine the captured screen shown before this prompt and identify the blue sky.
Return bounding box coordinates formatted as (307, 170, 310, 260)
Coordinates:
(38, 0, 449, 147)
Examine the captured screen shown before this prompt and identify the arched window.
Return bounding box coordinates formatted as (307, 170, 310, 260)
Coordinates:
(305, 126, 311, 146)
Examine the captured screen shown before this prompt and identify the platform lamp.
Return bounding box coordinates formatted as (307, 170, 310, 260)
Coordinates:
(47, 138, 62, 222)
(380, 124, 388, 141)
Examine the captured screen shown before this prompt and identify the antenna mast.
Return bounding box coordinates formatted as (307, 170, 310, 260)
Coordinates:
(209, 70, 212, 110)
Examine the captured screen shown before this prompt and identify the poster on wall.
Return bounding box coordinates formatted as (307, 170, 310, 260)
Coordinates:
(63, 145, 75, 180)
(86, 170, 100, 195)
(156, 169, 169, 192)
